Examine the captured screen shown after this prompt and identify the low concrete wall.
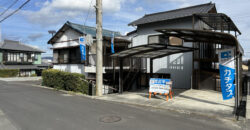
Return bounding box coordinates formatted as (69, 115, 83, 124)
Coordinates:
(246, 95, 250, 119)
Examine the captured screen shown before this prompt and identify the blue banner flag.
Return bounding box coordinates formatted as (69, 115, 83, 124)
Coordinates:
(111, 33, 115, 54)
(218, 49, 235, 100)
(79, 44, 86, 61)
(219, 65, 235, 100)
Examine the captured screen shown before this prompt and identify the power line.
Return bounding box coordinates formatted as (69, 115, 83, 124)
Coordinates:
(83, 0, 94, 34)
(0, 0, 31, 23)
(0, 0, 15, 8)
(0, 0, 19, 17)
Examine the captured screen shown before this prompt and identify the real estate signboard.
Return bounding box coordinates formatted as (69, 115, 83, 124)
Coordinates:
(149, 78, 171, 94)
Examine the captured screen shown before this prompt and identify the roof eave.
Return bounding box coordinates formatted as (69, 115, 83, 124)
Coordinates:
(129, 15, 193, 26)
(48, 23, 71, 44)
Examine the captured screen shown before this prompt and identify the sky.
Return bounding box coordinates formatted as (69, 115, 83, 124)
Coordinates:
(0, 0, 249, 59)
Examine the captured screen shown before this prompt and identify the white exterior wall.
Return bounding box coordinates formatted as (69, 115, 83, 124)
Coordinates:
(132, 17, 194, 89)
(52, 28, 100, 75)
(53, 29, 81, 48)
(52, 29, 87, 75)
(53, 64, 87, 75)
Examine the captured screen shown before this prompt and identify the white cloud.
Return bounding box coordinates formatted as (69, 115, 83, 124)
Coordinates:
(27, 33, 44, 41)
(135, 7, 143, 12)
(20, 0, 250, 58)
(22, 0, 125, 27)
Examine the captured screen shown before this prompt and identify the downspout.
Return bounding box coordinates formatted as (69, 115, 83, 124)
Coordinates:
(235, 38, 240, 117)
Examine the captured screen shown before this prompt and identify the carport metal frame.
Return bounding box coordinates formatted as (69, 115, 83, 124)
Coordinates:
(111, 29, 242, 114)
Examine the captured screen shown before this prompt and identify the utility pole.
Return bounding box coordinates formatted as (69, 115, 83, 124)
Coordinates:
(0, 24, 2, 42)
(96, 0, 103, 96)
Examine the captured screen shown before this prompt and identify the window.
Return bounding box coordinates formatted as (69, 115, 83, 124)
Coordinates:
(35, 54, 38, 60)
(24, 53, 27, 62)
(7, 53, 10, 61)
(16, 53, 21, 62)
(13, 53, 17, 61)
(11, 53, 14, 61)
(20, 53, 23, 58)
(56, 47, 82, 64)
(28, 53, 32, 62)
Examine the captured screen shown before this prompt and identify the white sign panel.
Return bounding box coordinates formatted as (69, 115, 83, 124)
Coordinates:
(149, 78, 171, 94)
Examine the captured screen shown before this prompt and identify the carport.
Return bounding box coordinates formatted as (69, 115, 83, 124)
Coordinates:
(111, 29, 243, 109)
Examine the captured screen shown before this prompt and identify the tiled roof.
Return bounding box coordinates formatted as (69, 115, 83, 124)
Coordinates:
(48, 21, 122, 44)
(0, 40, 44, 53)
(66, 21, 121, 37)
(129, 2, 215, 26)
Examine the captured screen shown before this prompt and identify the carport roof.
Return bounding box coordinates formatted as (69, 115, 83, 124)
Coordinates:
(156, 29, 243, 53)
(194, 13, 241, 35)
(111, 29, 243, 59)
(111, 44, 194, 59)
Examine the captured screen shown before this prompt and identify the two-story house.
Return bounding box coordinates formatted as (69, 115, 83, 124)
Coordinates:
(0, 40, 45, 76)
(112, 2, 243, 92)
(48, 21, 132, 93)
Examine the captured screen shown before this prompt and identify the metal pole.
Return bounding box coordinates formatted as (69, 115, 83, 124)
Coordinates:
(150, 58, 153, 78)
(235, 48, 239, 114)
(96, 0, 103, 96)
(113, 58, 116, 91)
(235, 52, 238, 110)
(119, 58, 123, 93)
(237, 54, 240, 106)
(0, 23, 2, 42)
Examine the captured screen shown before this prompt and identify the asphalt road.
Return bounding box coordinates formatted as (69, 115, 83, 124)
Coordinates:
(0, 80, 242, 130)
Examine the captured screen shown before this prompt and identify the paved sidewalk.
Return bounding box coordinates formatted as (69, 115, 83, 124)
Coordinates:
(95, 89, 235, 119)
(0, 77, 42, 82)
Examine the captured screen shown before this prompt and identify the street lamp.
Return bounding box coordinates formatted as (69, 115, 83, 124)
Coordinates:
(48, 30, 56, 37)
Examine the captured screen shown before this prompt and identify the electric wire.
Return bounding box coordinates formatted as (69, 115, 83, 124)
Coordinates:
(83, 0, 94, 34)
(0, 0, 31, 23)
(0, 0, 19, 17)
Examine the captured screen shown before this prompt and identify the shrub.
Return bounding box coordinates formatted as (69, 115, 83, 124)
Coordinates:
(31, 73, 37, 77)
(0, 69, 19, 77)
(42, 69, 89, 94)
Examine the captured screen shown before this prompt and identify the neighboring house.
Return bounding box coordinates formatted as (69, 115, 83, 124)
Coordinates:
(48, 21, 130, 89)
(0, 39, 46, 76)
(124, 2, 242, 90)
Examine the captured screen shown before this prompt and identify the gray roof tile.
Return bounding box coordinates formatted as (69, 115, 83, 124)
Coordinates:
(129, 3, 215, 26)
(48, 21, 122, 44)
(66, 21, 121, 37)
(0, 40, 44, 53)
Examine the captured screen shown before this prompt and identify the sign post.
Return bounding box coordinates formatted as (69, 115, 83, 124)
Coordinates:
(218, 48, 235, 100)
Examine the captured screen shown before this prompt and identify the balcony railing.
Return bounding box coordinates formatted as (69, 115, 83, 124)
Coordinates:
(88, 54, 131, 67)
(53, 54, 146, 71)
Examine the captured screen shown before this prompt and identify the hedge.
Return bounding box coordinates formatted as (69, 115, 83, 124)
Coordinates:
(42, 69, 89, 94)
(0, 69, 19, 77)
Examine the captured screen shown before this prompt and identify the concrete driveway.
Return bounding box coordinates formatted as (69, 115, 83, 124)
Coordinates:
(96, 89, 235, 118)
(0, 81, 242, 130)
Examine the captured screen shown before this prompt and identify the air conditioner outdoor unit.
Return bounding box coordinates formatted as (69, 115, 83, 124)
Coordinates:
(169, 36, 183, 46)
(148, 35, 183, 46)
(148, 35, 167, 45)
